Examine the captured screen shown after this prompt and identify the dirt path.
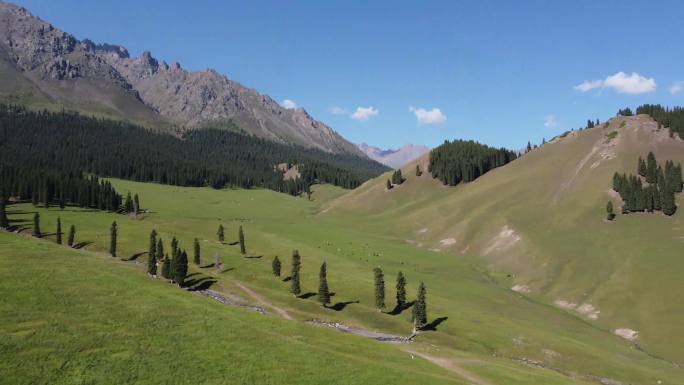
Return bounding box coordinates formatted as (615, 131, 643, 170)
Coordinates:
(307, 319, 413, 343)
(234, 282, 293, 320)
(402, 349, 494, 385)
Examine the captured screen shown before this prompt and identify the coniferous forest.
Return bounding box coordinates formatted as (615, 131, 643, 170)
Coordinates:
(428, 139, 517, 186)
(635, 104, 684, 138)
(612, 152, 682, 216)
(0, 105, 388, 197)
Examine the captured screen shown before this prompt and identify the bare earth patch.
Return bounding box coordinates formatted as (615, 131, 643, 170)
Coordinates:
(439, 238, 457, 247)
(511, 284, 531, 294)
(554, 299, 600, 320)
(482, 225, 520, 256)
(614, 328, 639, 341)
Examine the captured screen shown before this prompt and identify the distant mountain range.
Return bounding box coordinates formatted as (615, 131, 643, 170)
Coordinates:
(357, 143, 430, 168)
(0, 1, 362, 155)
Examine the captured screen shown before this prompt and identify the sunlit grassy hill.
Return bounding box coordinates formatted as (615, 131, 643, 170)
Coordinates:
(324, 114, 684, 363)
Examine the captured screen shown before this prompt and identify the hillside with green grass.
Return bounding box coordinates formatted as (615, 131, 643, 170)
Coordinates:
(1, 170, 682, 384)
(325, 114, 684, 364)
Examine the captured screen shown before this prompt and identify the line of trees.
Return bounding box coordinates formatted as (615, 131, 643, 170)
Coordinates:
(0, 104, 388, 196)
(635, 104, 684, 138)
(612, 152, 682, 216)
(428, 139, 517, 186)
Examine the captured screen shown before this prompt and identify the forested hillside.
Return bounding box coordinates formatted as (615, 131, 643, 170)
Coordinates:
(0, 105, 388, 196)
(636, 104, 684, 137)
(428, 140, 517, 186)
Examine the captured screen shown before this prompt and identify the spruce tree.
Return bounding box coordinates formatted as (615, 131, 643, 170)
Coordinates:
(109, 221, 117, 257)
(173, 250, 188, 286)
(161, 254, 171, 280)
(124, 192, 133, 213)
(32, 213, 41, 237)
(318, 262, 330, 306)
(646, 152, 657, 184)
(157, 238, 164, 261)
(638, 157, 647, 177)
(291, 250, 301, 296)
(171, 237, 178, 257)
(272, 256, 281, 277)
(606, 201, 615, 220)
(0, 197, 8, 228)
(67, 224, 75, 247)
(416, 164, 422, 177)
(239, 225, 246, 255)
(56, 217, 62, 244)
(147, 233, 158, 276)
(193, 238, 201, 265)
(413, 282, 428, 331)
(217, 224, 224, 243)
(396, 271, 407, 308)
(386, 179, 392, 190)
(133, 194, 140, 214)
(373, 267, 385, 311)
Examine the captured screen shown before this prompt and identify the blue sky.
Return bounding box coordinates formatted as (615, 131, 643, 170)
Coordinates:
(13, 0, 684, 149)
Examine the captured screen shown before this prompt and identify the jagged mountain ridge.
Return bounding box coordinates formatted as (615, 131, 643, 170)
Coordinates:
(0, 1, 362, 155)
(357, 142, 430, 168)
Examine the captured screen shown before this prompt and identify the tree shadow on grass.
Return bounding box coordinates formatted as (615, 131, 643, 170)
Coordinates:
(186, 278, 217, 291)
(329, 300, 360, 312)
(282, 276, 292, 282)
(298, 292, 316, 299)
(72, 241, 93, 249)
(244, 255, 262, 259)
(124, 252, 146, 261)
(200, 263, 215, 269)
(186, 272, 202, 279)
(7, 218, 31, 224)
(388, 301, 416, 316)
(420, 317, 448, 332)
(220, 267, 235, 273)
(227, 241, 239, 246)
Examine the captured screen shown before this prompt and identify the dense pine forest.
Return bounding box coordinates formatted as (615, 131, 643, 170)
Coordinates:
(611, 152, 682, 216)
(635, 104, 684, 138)
(428, 139, 517, 186)
(0, 105, 388, 196)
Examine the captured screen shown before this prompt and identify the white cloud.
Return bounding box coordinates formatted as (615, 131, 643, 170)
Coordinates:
(670, 81, 684, 95)
(574, 80, 603, 92)
(544, 115, 557, 128)
(409, 106, 447, 125)
(574, 72, 656, 94)
(282, 99, 297, 109)
(329, 106, 348, 115)
(351, 106, 379, 121)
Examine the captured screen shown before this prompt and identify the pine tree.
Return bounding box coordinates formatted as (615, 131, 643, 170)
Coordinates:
(193, 238, 201, 265)
(67, 224, 75, 247)
(171, 237, 178, 257)
(109, 221, 117, 257)
(124, 192, 133, 213)
(373, 267, 385, 311)
(413, 282, 428, 331)
(161, 254, 171, 280)
(646, 152, 657, 184)
(386, 179, 392, 190)
(149, 230, 157, 261)
(272, 256, 281, 277)
(32, 213, 41, 237)
(239, 225, 246, 255)
(606, 201, 615, 220)
(133, 194, 140, 214)
(415, 164, 422, 177)
(291, 250, 301, 296)
(157, 238, 164, 261)
(318, 262, 330, 306)
(173, 250, 188, 286)
(638, 157, 647, 177)
(56, 217, 62, 244)
(217, 224, 224, 243)
(0, 197, 8, 228)
(147, 231, 158, 276)
(396, 271, 407, 309)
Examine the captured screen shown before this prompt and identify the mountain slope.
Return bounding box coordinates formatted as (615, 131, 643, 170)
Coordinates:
(0, 2, 361, 155)
(357, 143, 431, 168)
(326, 114, 684, 364)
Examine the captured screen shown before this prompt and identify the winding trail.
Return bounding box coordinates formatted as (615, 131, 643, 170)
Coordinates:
(234, 282, 293, 320)
(402, 349, 494, 385)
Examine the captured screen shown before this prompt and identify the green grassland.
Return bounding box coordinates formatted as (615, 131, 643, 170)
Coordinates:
(2, 162, 682, 384)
